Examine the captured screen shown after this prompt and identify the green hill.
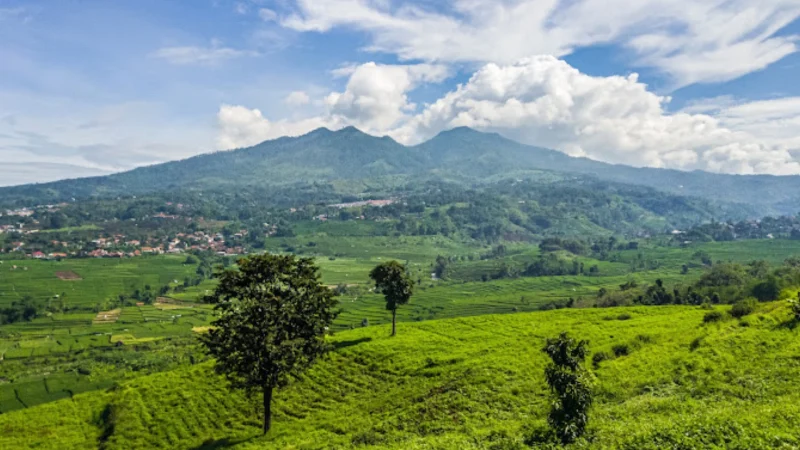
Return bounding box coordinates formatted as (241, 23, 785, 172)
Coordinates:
(4, 126, 800, 214)
(3, 303, 799, 449)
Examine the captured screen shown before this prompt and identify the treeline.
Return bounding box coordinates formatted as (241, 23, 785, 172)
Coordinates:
(593, 258, 799, 308)
(0, 297, 40, 325)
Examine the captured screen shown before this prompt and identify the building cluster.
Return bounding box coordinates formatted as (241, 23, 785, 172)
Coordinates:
(3, 229, 251, 260)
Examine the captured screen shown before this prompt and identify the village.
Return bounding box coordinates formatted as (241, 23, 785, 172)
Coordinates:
(0, 228, 251, 260)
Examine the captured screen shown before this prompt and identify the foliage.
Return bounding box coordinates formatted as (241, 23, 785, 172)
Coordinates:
(369, 260, 414, 336)
(752, 275, 781, 302)
(730, 299, 758, 319)
(5, 305, 800, 449)
(200, 253, 338, 433)
(703, 310, 724, 323)
(542, 332, 593, 444)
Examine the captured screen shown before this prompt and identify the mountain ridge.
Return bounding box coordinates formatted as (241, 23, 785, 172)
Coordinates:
(3, 126, 800, 214)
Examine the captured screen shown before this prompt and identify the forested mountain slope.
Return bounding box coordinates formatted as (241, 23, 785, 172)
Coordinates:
(4, 126, 800, 214)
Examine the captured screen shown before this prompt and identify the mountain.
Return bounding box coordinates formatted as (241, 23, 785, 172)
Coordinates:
(3, 126, 800, 214)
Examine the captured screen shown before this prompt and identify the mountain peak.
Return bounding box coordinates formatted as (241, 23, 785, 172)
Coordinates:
(431, 126, 501, 140)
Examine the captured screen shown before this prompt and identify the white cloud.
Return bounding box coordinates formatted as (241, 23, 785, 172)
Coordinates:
(284, 90, 311, 106)
(219, 56, 800, 175)
(0, 98, 215, 186)
(151, 43, 255, 66)
(218, 62, 449, 148)
(216, 104, 332, 149)
(391, 56, 800, 174)
(324, 62, 450, 132)
(281, 0, 800, 86)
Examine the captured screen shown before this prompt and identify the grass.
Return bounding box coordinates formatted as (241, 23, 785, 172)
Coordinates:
(4, 238, 800, 415)
(0, 255, 199, 309)
(2, 302, 799, 449)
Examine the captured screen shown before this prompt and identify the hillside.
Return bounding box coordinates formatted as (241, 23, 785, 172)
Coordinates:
(2, 303, 799, 449)
(4, 126, 800, 214)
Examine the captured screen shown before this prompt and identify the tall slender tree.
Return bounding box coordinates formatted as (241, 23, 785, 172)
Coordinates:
(200, 253, 338, 434)
(369, 260, 414, 336)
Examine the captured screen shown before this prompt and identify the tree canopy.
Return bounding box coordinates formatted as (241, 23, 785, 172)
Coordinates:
(369, 260, 414, 336)
(200, 253, 338, 433)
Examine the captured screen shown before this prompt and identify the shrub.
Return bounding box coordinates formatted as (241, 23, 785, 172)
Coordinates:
(730, 298, 757, 319)
(617, 313, 631, 320)
(591, 351, 609, 368)
(689, 336, 704, 351)
(703, 311, 724, 323)
(611, 344, 630, 357)
(789, 297, 800, 321)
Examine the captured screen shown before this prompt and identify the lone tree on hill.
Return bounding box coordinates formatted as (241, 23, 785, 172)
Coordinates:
(200, 253, 338, 434)
(370, 260, 414, 336)
(543, 332, 593, 444)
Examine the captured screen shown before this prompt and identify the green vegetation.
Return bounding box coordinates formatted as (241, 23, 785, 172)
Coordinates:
(541, 332, 593, 444)
(2, 303, 800, 449)
(200, 254, 338, 434)
(1, 126, 797, 215)
(369, 260, 415, 336)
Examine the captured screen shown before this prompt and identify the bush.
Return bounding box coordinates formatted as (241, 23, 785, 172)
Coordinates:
(703, 311, 724, 323)
(611, 344, 630, 357)
(752, 276, 781, 302)
(617, 313, 632, 320)
(730, 299, 757, 319)
(592, 351, 609, 367)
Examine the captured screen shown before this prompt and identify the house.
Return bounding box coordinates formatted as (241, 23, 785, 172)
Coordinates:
(32, 251, 46, 259)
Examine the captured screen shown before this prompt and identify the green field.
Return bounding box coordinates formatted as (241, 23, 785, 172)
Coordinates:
(4, 238, 800, 416)
(2, 302, 799, 449)
(0, 256, 199, 308)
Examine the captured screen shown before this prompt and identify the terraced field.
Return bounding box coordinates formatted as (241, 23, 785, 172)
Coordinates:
(4, 238, 800, 415)
(2, 302, 799, 449)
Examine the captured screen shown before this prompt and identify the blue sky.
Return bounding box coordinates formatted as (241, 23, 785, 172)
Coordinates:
(2, 0, 800, 186)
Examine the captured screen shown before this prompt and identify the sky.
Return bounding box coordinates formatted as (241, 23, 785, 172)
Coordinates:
(2, 0, 800, 186)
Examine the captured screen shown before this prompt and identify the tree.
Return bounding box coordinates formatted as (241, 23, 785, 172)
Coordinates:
(369, 260, 414, 337)
(542, 332, 593, 444)
(752, 275, 781, 302)
(200, 253, 338, 434)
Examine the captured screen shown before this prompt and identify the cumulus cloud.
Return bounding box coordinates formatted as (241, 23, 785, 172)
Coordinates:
(284, 90, 311, 106)
(151, 42, 254, 66)
(216, 105, 332, 149)
(218, 56, 800, 175)
(324, 62, 449, 132)
(392, 56, 800, 174)
(217, 62, 449, 147)
(281, 0, 800, 86)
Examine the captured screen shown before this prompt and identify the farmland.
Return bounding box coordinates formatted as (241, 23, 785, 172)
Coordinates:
(0, 237, 800, 412)
(3, 237, 800, 417)
(2, 302, 799, 449)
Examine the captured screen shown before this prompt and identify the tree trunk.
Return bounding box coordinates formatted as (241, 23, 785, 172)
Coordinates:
(263, 384, 273, 434)
(391, 309, 397, 336)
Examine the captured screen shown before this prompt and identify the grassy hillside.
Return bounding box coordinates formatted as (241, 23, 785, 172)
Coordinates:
(2, 303, 799, 449)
